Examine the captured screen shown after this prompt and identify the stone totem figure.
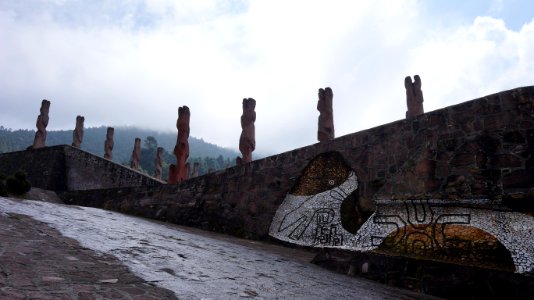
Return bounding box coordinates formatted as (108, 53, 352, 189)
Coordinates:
(32, 99, 51, 149)
(192, 162, 200, 177)
(130, 137, 141, 170)
(72, 115, 85, 148)
(317, 87, 334, 142)
(405, 75, 424, 118)
(238, 98, 256, 164)
(104, 127, 114, 160)
(170, 106, 190, 183)
(168, 164, 177, 183)
(154, 147, 164, 180)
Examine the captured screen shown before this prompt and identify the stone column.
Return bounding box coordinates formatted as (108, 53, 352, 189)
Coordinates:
(170, 106, 190, 183)
(72, 115, 85, 148)
(238, 98, 256, 164)
(104, 127, 114, 160)
(168, 164, 177, 183)
(130, 137, 141, 170)
(317, 87, 334, 142)
(405, 75, 424, 118)
(32, 99, 51, 149)
(154, 147, 163, 180)
(192, 162, 200, 177)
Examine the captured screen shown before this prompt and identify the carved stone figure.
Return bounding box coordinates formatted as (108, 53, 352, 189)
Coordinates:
(168, 164, 177, 183)
(192, 162, 200, 178)
(104, 127, 114, 160)
(239, 98, 256, 163)
(72, 115, 85, 148)
(405, 75, 424, 118)
(32, 99, 51, 149)
(154, 147, 164, 180)
(317, 88, 334, 142)
(170, 106, 190, 183)
(130, 137, 141, 170)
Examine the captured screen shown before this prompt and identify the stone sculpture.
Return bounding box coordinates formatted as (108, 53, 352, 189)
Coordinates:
(168, 164, 177, 183)
(104, 127, 114, 160)
(192, 162, 200, 178)
(405, 75, 424, 118)
(130, 137, 141, 170)
(317, 88, 334, 142)
(72, 115, 85, 148)
(154, 147, 164, 180)
(32, 99, 51, 149)
(238, 98, 256, 164)
(170, 106, 190, 183)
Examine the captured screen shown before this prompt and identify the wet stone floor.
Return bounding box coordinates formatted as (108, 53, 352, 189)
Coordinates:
(0, 197, 431, 299)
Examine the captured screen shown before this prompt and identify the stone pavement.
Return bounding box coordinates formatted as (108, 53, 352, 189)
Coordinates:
(0, 197, 437, 299)
(0, 212, 177, 300)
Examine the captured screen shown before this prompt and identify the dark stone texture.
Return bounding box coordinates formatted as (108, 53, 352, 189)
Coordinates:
(61, 86, 534, 240)
(239, 98, 256, 163)
(405, 75, 424, 118)
(72, 115, 84, 148)
(0, 145, 163, 191)
(312, 249, 534, 300)
(0, 146, 66, 191)
(32, 99, 51, 149)
(317, 87, 335, 141)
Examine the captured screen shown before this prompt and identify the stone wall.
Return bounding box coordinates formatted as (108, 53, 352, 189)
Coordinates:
(0, 146, 67, 191)
(64, 146, 163, 190)
(0, 145, 163, 191)
(62, 86, 534, 247)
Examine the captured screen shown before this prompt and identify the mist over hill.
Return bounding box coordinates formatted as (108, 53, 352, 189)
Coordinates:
(0, 125, 241, 178)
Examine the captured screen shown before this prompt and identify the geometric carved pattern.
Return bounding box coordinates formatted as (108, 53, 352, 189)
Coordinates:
(352, 199, 534, 274)
(269, 172, 358, 247)
(269, 153, 534, 274)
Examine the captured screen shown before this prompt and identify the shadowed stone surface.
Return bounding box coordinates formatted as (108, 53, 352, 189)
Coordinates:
(170, 106, 190, 183)
(104, 127, 114, 160)
(317, 88, 334, 142)
(405, 75, 424, 118)
(239, 98, 256, 164)
(154, 147, 163, 180)
(32, 99, 51, 149)
(130, 138, 141, 170)
(71, 115, 84, 148)
(0, 146, 163, 191)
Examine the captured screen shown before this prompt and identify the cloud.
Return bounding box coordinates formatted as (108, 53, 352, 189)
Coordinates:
(0, 0, 532, 155)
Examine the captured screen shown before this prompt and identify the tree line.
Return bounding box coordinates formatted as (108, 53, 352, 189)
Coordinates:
(0, 125, 238, 178)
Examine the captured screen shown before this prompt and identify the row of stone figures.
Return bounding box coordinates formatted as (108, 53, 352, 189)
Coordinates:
(30, 75, 424, 182)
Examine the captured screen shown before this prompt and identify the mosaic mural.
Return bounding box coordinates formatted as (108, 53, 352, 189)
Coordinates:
(269, 152, 366, 247)
(269, 152, 534, 274)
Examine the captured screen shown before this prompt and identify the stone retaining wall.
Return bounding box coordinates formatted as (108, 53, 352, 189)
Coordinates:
(62, 86, 534, 247)
(0, 145, 163, 191)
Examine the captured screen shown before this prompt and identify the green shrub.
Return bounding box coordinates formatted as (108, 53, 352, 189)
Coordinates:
(0, 173, 7, 196)
(6, 171, 31, 195)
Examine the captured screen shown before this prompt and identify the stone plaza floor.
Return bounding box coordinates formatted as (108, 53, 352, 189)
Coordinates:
(0, 196, 435, 299)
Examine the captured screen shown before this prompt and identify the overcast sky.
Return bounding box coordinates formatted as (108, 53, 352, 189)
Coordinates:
(1, 0, 533, 155)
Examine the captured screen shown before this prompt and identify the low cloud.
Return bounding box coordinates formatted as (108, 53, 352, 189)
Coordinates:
(0, 0, 532, 154)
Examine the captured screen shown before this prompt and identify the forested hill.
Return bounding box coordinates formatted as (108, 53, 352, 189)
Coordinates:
(0, 125, 240, 178)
